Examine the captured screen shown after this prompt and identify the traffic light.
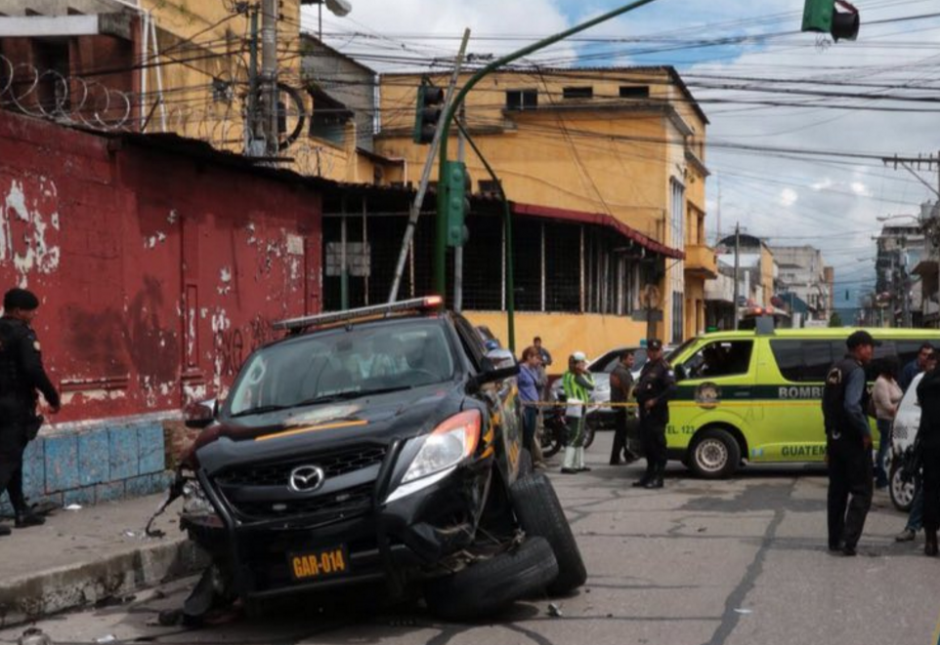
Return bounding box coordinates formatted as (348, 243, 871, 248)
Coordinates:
(442, 160, 470, 247)
(802, 0, 859, 41)
(413, 80, 445, 145)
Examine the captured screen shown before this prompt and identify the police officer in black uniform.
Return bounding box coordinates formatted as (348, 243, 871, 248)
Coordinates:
(822, 330, 876, 556)
(0, 288, 60, 534)
(633, 339, 676, 489)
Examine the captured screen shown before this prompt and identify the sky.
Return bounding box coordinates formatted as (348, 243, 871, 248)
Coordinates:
(302, 0, 940, 313)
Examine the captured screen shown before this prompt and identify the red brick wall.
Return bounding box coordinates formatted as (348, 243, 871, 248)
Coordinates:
(0, 110, 322, 423)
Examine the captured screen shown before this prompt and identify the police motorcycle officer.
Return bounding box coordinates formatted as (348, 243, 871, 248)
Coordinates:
(633, 339, 676, 489)
(0, 288, 60, 535)
(822, 330, 876, 556)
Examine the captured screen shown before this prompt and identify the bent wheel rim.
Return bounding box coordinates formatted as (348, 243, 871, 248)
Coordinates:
(696, 438, 728, 473)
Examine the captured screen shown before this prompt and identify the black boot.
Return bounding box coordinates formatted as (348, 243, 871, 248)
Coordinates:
(14, 511, 45, 528)
(645, 463, 665, 489)
(926, 531, 938, 557)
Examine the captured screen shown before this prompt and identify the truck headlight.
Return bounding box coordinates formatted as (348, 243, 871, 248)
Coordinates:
(181, 478, 218, 519)
(386, 410, 481, 503)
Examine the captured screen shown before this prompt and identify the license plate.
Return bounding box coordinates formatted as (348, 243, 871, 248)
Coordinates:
(288, 546, 348, 581)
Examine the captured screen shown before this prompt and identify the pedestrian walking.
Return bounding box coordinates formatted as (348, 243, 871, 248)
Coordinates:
(561, 352, 594, 475)
(872, 357, 902, 490)
(609, 349, 637, 465)
(916, 360, 940, 556)
(517, 346, 542, 454)
(895, 348, 937, 544)
(632, 339, 675, 489)
(823, 330, 876, 556)
(0, 288, 61, 534)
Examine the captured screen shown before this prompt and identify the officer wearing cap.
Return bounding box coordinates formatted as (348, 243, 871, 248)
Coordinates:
(823, 330, 877, 556)
(633, 339, 676, 489)
(0, 288, 60, 534)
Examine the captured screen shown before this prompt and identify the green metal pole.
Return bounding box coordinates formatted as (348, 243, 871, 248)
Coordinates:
(435, 0, 661, 299)
(457, 121, 515, 353)
(247, 6, 259, 151)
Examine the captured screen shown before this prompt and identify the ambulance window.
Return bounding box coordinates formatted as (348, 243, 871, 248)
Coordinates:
(682, 341, 753, 379)
(770, 340, 836, 382)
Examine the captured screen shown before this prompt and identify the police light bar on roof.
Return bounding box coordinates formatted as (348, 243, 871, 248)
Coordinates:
(272, 296, 444, 332)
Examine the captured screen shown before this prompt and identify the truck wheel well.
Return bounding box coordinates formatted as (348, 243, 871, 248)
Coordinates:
(694, 423, 748, 461)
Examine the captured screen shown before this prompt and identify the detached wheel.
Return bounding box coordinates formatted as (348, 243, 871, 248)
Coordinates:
(689, 428, 740, 479)
(424, 536, 558, 621)
(511, 473, 586, 595)
(889, 461, 915, 512)
(518, 448, 533, 477)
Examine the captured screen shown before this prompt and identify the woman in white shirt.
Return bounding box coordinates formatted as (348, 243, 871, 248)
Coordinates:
(872, 357, 903, 490)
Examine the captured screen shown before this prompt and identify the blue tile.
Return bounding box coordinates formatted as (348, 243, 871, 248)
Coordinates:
(137, 423, 166, 475)
(109, 427, 139, 480)
(21, 438, 45, 498)
(95, 481, 126, 503)
(64, 486, 96, 507)
(126, 473, 169, 498)
(44, 434, 79, 492)
(78, 430, 110, 486)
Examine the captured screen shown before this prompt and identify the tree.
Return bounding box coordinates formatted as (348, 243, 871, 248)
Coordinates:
(828, 311, 844, 328)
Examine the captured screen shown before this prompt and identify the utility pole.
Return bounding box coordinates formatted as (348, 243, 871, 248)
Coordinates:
(881, 152, 940, 327)
(387, 29, 471, 304)
(733, 222, 740, 330)
(261, 0, 279, 157)
(246, 4, 261, 156)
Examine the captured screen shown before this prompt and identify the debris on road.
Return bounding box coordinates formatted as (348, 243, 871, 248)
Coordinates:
(548, 603, 563, 618)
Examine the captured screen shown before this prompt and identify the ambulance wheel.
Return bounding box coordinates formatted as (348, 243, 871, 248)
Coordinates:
(689, 428, 740, 479)
(889, 462, 915, 513)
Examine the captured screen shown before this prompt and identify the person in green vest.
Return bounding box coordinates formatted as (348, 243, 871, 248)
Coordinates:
(561, 351, 595, 474)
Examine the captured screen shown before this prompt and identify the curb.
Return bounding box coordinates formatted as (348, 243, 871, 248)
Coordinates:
(0, 537, 207, 628)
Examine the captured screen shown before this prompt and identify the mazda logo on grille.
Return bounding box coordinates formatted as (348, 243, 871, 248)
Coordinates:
(288, 465, 326, 493)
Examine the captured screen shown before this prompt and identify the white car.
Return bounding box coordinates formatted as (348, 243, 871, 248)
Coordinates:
(889, 372, 922, 512)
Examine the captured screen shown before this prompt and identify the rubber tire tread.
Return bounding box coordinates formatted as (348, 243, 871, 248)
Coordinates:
(518, 448, 533, 477)
(424, 536, 558, 621)
(690, 428, 741, 479)
(511, 472, 587, 595)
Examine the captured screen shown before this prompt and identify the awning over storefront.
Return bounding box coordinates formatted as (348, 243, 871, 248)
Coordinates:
(511, 202, 684, 260)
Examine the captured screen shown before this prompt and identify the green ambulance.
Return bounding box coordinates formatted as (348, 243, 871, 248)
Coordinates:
(664, 327, 940, 478)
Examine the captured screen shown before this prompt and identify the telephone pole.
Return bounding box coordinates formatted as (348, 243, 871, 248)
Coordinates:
(733, 222, 741, 330)
(261, 0, 279, 157)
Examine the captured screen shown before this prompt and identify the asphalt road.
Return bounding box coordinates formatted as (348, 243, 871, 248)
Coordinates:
(4, 432, 939, 645)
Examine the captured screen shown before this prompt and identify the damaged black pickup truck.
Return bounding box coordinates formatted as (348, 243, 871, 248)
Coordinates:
(169, 297, 585, 621)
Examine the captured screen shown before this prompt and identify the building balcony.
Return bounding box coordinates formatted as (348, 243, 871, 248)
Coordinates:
(685, 243, 719, 279)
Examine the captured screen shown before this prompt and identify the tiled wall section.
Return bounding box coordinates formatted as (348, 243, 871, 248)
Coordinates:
(0, 418, 170, 515)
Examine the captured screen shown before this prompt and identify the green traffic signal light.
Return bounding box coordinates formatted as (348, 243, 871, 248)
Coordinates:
(443, 161, 469, 247)
(802, 0, 859, 41)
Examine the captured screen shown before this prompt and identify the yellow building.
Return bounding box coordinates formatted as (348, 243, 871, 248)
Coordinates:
(372, 67, 716, 360)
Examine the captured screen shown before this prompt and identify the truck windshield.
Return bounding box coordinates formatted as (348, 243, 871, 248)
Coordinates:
(226, 321, 455, 417)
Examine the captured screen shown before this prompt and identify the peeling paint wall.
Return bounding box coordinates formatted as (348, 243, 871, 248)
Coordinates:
(0, 110, 323, 423)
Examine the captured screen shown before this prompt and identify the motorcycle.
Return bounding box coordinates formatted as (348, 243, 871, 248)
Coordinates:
(539, 400, 596, 458)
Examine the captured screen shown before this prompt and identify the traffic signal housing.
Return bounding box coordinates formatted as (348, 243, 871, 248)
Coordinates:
(802, 0, 859, 41)
(442, 160, 470, 247)
(413, 80, 445, 145)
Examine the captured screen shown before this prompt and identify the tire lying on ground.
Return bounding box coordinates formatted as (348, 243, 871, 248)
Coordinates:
(424, 536, 558, 621)
(510, 472, 587, 595)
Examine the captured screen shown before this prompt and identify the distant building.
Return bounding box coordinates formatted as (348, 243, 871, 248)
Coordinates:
(876, 221, 926, 327)
(770, 245, 833, 323)
(714, 233, 777, 308)
(912, 201, 940, 328)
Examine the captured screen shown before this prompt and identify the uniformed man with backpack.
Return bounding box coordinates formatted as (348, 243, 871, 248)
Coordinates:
(823, 330, 876, 556)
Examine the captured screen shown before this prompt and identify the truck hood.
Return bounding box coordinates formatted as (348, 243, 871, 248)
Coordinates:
(191, 383, 464, 476)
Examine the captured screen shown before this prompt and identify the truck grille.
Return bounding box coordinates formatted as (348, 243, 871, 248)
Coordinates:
(214, 445, 387, 488)
(229, 482, 374, 521)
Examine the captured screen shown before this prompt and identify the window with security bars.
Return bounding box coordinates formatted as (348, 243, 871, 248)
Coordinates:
(505, 89, 538, 111)
(322, 210, 646, 318)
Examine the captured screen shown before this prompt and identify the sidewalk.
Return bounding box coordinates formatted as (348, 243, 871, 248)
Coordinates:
(0, 494, 204, 628)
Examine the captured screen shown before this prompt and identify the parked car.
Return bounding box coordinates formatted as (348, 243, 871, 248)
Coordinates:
(888, 372, 923, 512)
(173, 297, 585, 622)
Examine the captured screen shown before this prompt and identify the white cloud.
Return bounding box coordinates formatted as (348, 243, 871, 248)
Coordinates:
(780, 188, 798, 207)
